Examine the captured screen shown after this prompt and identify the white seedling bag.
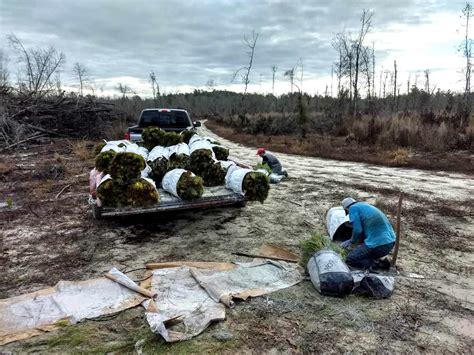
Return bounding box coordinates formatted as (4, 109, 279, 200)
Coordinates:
(189, 140, 216, 159)
(219, 160, 236, 171)
(168, 143, 190, 157)
(148, 146, 169, 162)
(124, 144, 149, 161)
(162, 169, 187, 198)
(225, 166, 252, 195)
(188, 134, 213, 146)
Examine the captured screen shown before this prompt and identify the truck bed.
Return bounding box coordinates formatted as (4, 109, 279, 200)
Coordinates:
(90, 186, 245, 219)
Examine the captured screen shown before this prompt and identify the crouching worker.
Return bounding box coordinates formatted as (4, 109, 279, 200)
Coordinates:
(341, 197, 395, 270)
(256, 148, 288, 177)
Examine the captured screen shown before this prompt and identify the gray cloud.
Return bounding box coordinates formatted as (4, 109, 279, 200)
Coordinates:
(0, 0, 462, 94)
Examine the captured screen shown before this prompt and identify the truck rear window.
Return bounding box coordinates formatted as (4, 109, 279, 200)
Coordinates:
(140, 111, 191, 128)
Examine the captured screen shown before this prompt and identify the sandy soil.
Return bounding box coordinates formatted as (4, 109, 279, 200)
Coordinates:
(1, 125, 473, 353)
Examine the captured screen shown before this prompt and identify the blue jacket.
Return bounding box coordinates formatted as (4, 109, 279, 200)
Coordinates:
(349, 202, 396, 248)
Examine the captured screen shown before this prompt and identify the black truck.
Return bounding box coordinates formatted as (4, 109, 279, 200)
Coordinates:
(125, 108, 201, 142)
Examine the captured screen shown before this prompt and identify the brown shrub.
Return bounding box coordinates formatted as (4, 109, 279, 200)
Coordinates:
(390, 148, 410, 166)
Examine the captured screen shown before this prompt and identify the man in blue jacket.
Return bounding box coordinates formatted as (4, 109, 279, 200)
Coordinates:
(341, 197, 395, 270)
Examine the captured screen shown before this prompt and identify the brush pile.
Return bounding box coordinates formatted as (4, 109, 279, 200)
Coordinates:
(91, 133, 270, 207)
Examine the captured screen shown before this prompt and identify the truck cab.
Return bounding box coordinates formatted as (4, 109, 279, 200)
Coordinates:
(125, 108, 201, 142)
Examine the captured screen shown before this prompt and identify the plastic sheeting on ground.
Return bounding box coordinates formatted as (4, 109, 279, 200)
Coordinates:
(190, 260, 304, 307)
(141, 259, 303, 341)
(142, 267, 226, 342)
(0, 250, 304, 345)
(0, 277, 145, 345)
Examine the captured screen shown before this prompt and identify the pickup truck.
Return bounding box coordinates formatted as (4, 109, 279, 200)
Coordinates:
(125, 108, 201, 142)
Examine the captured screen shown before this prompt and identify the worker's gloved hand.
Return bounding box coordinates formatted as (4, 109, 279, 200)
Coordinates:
(341, 240, 352, 249)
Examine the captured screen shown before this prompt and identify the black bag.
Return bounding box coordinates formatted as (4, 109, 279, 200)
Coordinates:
(353, 274, 395, 299)
(307, 250, 354, 297)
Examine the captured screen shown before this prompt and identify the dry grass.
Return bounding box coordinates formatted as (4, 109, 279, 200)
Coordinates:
(391, 148, 410, 166)
(70, 140, 92, 161)
(206, 120, 474, 173)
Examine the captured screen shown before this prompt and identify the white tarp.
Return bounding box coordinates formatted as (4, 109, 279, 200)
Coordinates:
(143, 267, 226, 342)
(225, 166, 252, 195)
(162, 168, 187, 198)
(0, 277, 145, 345)
(190, 260, 304, 307)
(142, 260, 303, 342)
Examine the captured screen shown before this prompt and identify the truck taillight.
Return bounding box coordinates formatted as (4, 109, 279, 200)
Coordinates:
(124, 132, 130, 140)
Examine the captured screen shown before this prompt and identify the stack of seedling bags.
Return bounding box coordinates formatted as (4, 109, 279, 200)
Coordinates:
(94, 141, 159, 207)
(92, 127, 270, 207)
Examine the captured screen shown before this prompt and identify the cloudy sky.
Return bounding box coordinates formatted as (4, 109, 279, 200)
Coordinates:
(0, 0, 470, 97)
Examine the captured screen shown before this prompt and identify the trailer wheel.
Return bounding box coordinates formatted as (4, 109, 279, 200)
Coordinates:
(236, 199, 247, 208)
(92, 204, 102, 219)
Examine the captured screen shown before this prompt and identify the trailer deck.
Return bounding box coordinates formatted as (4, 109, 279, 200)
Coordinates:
(90, 186, 246, 219)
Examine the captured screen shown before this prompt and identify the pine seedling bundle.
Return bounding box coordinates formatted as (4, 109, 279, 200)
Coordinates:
(242, 171, 270, 203)
(142, 127, 182, 149)
(126, 179, 160, 206)
(212, 146, 229, 161)
(96, 179, 127, 207)
(93, 142, 106, 157)
(176, 171, 204, 200)
(109, 152, 146, 184)
(189, 149, 225, 186)
(168, 153, 190, 170)
(95, 150, 116, 173)
(180, 130, 196, 144)
(148, 157, 169, 185)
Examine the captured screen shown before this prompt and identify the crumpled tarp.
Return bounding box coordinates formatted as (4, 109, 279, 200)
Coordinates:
(142, 267, 226, 342)
(190, 260, 304, 307)
(0, 277, 145, 345)
(142, 260, 303, 341)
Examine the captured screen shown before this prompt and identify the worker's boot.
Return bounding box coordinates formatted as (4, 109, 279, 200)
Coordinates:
(372, 257, 391, 271)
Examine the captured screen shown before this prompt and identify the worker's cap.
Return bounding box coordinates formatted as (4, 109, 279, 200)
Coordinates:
(342, 197, 357, 210)
(256, 147, 265, 156)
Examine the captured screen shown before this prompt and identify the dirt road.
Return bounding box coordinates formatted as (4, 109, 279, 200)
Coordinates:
(1, 125, 473, 353)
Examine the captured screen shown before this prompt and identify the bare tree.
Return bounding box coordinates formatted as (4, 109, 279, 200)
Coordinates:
(0, 49, 9, 87)
(462, 3, 473, 98)
(206, 79, 215, 91)
(8, 34, 65, 98)
(424, 69, 430, 93)
(73, 62, 88, 96)
(232, 30, 259, 94)
(352, 9, 373, 116)
(298, 57, 304, 91)
(393, 60, 397, 110)
(284, 68, 295, 93)
(149, 71, 160, 105)
(116, 83, 134, 104)
(371, 42, 376, 97)
(271, 65, 278, 95)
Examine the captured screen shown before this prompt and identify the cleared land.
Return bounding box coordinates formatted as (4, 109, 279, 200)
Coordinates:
(1, 125, 473, 353)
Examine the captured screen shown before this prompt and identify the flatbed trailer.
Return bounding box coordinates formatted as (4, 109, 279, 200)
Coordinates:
(89, 186, 246, 219)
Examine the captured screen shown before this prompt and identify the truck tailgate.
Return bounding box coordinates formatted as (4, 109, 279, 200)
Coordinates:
(91, 186, 245, 218)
